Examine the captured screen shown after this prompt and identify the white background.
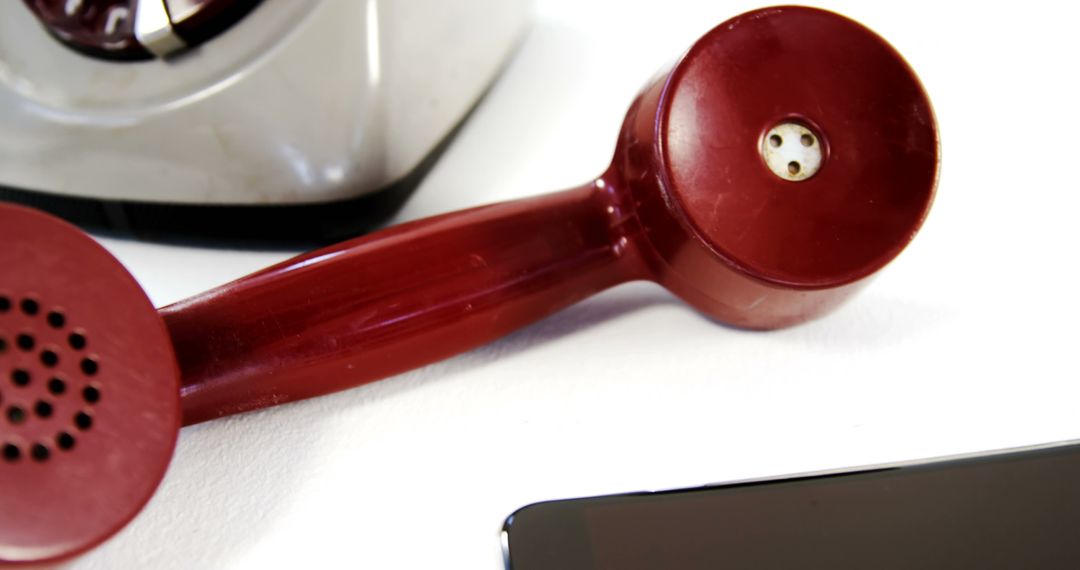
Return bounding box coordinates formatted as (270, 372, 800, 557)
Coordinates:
(69, 0, 1080, 568)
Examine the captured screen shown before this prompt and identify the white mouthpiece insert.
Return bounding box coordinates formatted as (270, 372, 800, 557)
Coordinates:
(761, 122, 823, 182)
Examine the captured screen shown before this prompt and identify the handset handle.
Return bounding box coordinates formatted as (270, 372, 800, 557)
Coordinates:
(163, 180, 643, 424)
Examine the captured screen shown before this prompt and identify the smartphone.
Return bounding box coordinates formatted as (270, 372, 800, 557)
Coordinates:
(502, 442, 1080, 569)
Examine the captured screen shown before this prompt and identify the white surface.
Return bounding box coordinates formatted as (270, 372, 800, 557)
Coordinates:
(59, 1, 1080, 568)
(0, 0, 528, 203)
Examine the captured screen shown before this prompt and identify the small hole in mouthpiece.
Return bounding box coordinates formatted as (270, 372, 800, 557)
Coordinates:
(48, 377, 66, 395)
(16, 334, 35, 352)
(0, 338, 7, 353)
(69, 332, 87, 351)
(80, 357, 99, 376)
(20, 298, 39, 316)
(40, 350, 59, 368)
(47, 311, 66, 329)
(34, 400, 53, 419)
(11, 369, 30, 387)
(769, 134, 782, 148)
(31, 444, 49, 462)
(75, 411, 93, 431)
(801, 133, 815, 147)
(788, 161, 801, 175)
(57, 432, 75, 450)
(3, 444, 20, 462)
(7, 406, 27, 424)
(0, 296, 11, 312)
(83, 385, 101, 404)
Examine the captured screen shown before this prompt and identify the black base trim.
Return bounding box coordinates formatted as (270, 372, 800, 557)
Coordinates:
(0, 119, 450, 248)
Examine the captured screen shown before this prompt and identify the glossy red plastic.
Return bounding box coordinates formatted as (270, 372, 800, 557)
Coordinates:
(0, 205, 180, 565)
(169, 6, 937, 424)
(0, 6, 937, 565)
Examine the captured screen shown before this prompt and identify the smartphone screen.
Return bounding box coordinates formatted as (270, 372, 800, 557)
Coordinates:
(503, 443, 1080, 569)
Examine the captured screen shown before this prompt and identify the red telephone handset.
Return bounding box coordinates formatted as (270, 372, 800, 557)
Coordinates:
(0, 7, 936, 565)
